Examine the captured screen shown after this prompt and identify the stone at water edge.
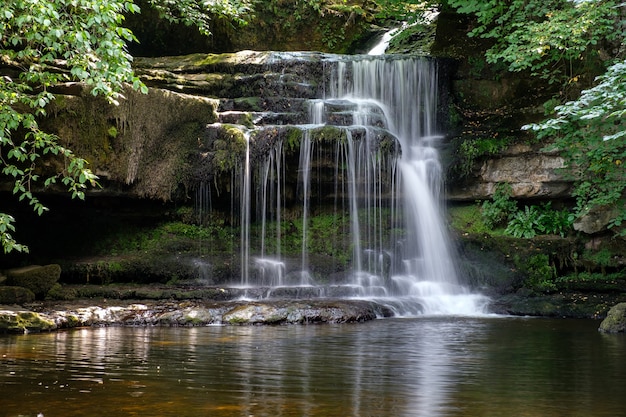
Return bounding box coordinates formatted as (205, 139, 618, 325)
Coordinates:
(598, 302, 626, 333)
(0, 286, 36, 304)
(0, 310, 56, 333)
(5, 264, 61, 299)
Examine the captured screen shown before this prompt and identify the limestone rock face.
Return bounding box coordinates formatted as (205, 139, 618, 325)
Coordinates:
(34, 52, 402, 208)
(599, 303, 626, 333)
(42, 86, 219, 201)
(448, 144, 572, 201)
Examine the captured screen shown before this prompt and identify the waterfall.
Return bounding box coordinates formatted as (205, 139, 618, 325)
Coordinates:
(327, 57, 489, 314)
(349, 58, 458, 284)
(228, 53, 488, 314)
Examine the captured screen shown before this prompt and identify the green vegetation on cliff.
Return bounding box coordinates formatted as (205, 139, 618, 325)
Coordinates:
(445, 0, 621, 84)
(432, 0, 626, 234)
(526, 60, 626, 234)
(0, 0, 248, 254)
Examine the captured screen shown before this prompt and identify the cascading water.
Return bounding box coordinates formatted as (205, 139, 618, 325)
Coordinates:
(231, 53, 488, 314)
(328, 57, 488, 315)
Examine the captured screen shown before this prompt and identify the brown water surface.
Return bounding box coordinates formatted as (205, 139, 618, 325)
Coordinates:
(1, 317, 625, 417)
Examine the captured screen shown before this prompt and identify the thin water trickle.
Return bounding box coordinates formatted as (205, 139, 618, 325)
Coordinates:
(240, 130, 252, 286)
(368, 28, 400, 55)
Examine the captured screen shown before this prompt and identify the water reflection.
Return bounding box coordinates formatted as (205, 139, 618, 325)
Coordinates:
(1, 318, 625, 417)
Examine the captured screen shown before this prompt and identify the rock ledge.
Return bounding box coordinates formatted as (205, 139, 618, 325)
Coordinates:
(0, 299, 393, 333)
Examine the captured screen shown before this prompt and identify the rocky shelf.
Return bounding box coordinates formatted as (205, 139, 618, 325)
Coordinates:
(0, 289, 395, 334)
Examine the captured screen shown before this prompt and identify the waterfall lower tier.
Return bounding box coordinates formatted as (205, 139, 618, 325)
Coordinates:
(198, 53, 489, 316)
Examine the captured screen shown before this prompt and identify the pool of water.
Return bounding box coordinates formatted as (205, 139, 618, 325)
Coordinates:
(1, 317, 625, 417)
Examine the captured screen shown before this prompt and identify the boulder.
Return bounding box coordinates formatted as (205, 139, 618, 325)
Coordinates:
(599, 303, 626, 333)
(0, 286, 36, 305)
(0, 310, 56, 333)
(221, 300, 393, 324)
(573, 205, 620, 234)
(5, 264, 61, 299)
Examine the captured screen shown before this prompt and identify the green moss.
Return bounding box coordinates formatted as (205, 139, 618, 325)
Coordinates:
(581, 248, 614, 273)
(387, 22, 437, 55)
(515, 254, 557, 293)
(65, 315, 82, 328)
(285, 127, 303, 151)
(311, 126, 347, 144)
(135, 52, 274, 71)
(188, 52, 272, 68)
(451, 135, 513, 179)
(233, 97, 262, 112)
(107, 126, 118, 138)
(43, 87, 219, 201)
(557, 272, 626, 292)
(212, 124, 248, 173)
(227, 317, 249, 325)
(448, 204, 506, 236)
(6, 264, 61, 299)
(0, 311, 56, 333)
(0, 286, 35, 304)
(45, 283, 77, 301)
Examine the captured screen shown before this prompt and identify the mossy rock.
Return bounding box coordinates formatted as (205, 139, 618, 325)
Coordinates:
(0, 310, 56, 333)
(45, 283, 77, 301)
(598, 303, 626, 333)
(0, 286, 36, 305)
(5, 264, 61, 299)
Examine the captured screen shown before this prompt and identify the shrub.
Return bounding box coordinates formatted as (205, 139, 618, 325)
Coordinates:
(535, 202, 572, 237)
(505, 202, 573, 238)
(516, 254, 557, 293)
(481, 183, 518, 229)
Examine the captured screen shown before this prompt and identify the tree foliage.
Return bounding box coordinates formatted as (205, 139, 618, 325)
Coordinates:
(442, 0, 626, 233)
(374, 0, 439, 23)
(146, 0, 251, 36)
(446, 0, 622, 83)
(524, 59, 626, 231)
(0, 0, 139, 253)
(0, 0, 247, 254)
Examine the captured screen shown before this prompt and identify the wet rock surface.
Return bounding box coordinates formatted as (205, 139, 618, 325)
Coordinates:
(2, 281, 624, 333)
(0, 308, 56, 333)
(598, 302, 626, 333)
(0, 285, 395, 333)
(491, 292, 625, 319)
